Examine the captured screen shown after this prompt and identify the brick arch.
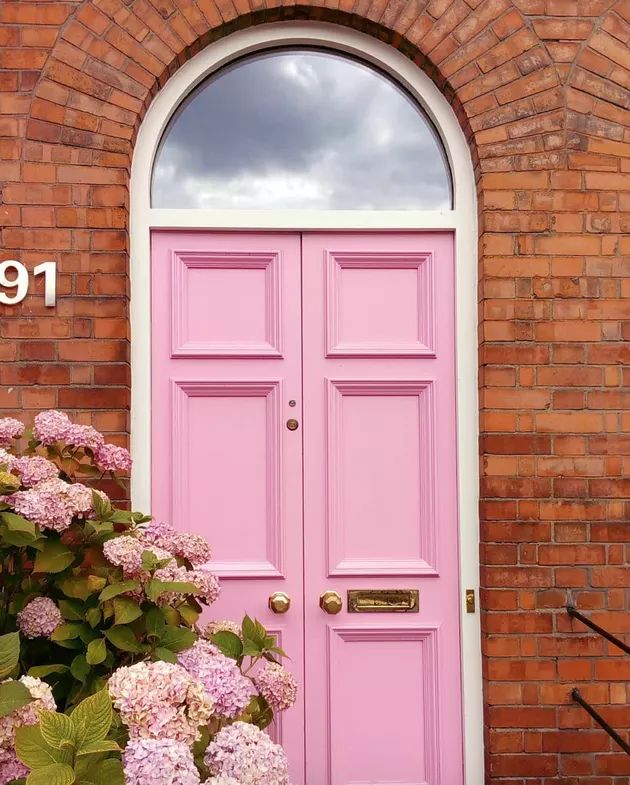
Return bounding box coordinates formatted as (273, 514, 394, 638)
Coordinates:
(25, 0, 563, 199)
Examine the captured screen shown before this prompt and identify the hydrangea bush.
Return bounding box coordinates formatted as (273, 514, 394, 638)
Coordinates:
(0, 413, 297, 785)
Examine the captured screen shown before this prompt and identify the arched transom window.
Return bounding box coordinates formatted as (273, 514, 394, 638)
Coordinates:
(151, 48, 453, 211)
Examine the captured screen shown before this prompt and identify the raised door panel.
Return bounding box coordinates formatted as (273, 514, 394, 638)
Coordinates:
(151, 231, 305, 785)
(302, 232, 462, 785)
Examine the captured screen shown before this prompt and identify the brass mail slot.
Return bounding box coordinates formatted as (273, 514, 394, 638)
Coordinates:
(347, 589, 419, 613)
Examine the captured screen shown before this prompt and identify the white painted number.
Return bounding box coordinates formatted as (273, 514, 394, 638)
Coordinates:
(34, 261, 57, 307)
(0, 260, 57, 307)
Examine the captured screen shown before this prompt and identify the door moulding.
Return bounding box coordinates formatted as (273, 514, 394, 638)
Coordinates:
(130, 21, 482, 783)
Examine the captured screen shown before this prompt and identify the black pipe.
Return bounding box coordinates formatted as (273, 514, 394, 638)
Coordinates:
(571, 689, 630, 755)
(566, 606, 630, 657)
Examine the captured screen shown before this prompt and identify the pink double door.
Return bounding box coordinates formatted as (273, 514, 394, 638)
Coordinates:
(151, 231, 463, 785)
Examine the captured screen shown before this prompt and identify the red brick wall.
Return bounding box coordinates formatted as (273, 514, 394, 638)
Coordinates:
(2, 0, 630, 780)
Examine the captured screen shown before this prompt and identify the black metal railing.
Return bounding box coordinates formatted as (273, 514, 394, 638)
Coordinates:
(566, 605, 630, 754)
(566, 605, 630, 656)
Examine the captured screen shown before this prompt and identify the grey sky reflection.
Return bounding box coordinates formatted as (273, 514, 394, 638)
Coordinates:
(151, 49, 453, 210)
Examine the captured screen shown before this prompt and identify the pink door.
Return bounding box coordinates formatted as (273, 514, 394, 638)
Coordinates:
(150, 232, 305, 777)
(151, 230, 463, 785)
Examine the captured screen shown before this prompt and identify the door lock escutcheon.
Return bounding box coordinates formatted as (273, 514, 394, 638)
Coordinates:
(286, 419, 299, 431)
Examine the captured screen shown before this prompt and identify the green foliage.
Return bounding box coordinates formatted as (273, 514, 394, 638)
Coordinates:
(15, 689, 122, 785)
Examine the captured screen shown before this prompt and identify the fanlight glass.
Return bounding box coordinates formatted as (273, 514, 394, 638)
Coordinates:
(151, 48, 453, 210)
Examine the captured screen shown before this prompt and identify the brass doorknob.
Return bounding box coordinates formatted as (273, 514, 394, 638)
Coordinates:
(319, 590, 343, 615)
(269, 592, 291, 614)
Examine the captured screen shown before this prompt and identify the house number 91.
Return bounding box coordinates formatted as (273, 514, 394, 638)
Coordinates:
(0, 260, 57, 307)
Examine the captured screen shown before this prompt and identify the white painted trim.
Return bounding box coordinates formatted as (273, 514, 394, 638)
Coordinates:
(130, 22, 482, 783)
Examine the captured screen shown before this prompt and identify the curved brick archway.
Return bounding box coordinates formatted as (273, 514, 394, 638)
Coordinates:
(2, 0, 630, 781)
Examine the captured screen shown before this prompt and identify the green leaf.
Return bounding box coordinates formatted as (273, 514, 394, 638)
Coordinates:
(145, 579, 198, 603)
(113, 597, 142, 626)
(91, 760, 124, 785)
(85, 607, 102, 629)
(144, 607, 165, 639)
(153, 647, 178, 663)
(104, 626, 143, 653)
(242, 615, 257, 642)
(33, 541, 75, 574)
(51, 623, 84, 642)
(58, 600, 84, 621)
(0, 632, 20, 679)
(71, 689, 112, 748)
(28, 664, 69, 679)
(99, 581, 140, 602)
(0, 524, 40, 546)
(15, 725, 66, 768)
(86, 638, 107, 666)
(0, 680, 33, 717)
(26, 764, 75, 785)
(2, 512, 37, 535)
(70, 655, 90, 684)
(76, 739, 120, 756)
(211, 631, 243, 660)
(159, 626, 196, 653)
(60, 576, 106, 601)
(38, 710, 76, 750)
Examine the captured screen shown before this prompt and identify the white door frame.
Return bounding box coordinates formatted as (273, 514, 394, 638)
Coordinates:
(129, 21, 483, 783)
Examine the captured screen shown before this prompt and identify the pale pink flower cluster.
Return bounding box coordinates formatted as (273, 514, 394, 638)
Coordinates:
(0, 676, 56, 750)
(7, 478, 108, 532)
(103, 535, 172, 577)
(65, 423, 104, 452)
(0, 448, 16, 470)
(142, 521, 211, 566)
(203, 620, 242, 640)
(95, 443, 132, 473)
(178, 640, 253, 719)
(17, 596, 62, 639)
(108, 661, 213, 744)
(0, 747, 27, 785)
(207, 778, 242, 785)
(13, 455, 58, 487)
(0, 418, 24, 447)
(122, 738, 200, 785)
(204, 722, 290, 785)
(153, 561, 220, 606)
(253, 662, 297, 713)
(33, 410, 71, 445)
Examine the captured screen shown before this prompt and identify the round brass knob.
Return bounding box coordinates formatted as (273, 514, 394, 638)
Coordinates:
(319, 590, 343, 615)
(268, 591, 291, 614)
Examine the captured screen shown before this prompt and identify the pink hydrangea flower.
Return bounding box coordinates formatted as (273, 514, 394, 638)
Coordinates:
(65, 423, 104, 452)
(0, 418, 24, 447)
(178, 640, 253, 719)
(33, 410, 71, 445)
(253, 662, 297, 712)
(17, 597, 62, 639)
(103, 535, 172, 577)
(8, 485, 73, 532)
(0, 448, 17, 471)
(108, 660, 213, 744)
(142, 521, 211, 566)
(13, 455, 58, 487)
(122, 738, 200, 785)
(95, 443, 132, 473)
(0, 748, 28, 784)
(6, 478, 108, 532)
(0, 676, 56, 749)
(151, 560, 219, 607)
(203, 620, 242, 640)
(204, 721, 290, 785)
(206, 778, 242, 785)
